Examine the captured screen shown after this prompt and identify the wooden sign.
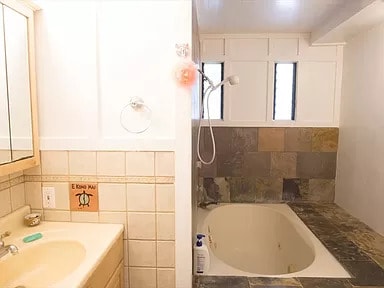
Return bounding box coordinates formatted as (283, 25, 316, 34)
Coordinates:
(70, 183, 99, 212)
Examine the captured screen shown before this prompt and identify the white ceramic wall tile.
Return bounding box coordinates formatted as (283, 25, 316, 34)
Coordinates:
(98, 183, 127, 211)
(41, 151, 69, 175)
(99, 211, 127, 239)
(156, 184, 175, 212)
(69, 151, 97, 175)
(10, 183, 25, 211)
(126, 184, 155, 212)
(129, 267, 156, 288)
(127, 212, 156, 240)
(0, 189, 11, 217)
(128, 240, 156, 267)
(71, 211, 99, 223)
(124, 239, 129, 266)
(44, 210, 71, 222)
(97, 151, 125, 176)
(126, 152, 154, 176)
(157, 241, 175, 268)
(155, 152, 174, 176)
(157, 268, 175, 288)
(42, 182, 69, 210)
(124, 267, 130, 288)
(10, 171, 23, 179)
(25, 182, 42, 209)
(156, 213, 175, 240)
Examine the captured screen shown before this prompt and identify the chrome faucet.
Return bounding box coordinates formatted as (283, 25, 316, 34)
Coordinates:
(0, 231, 18, 259)
(198, 201, 218, 209)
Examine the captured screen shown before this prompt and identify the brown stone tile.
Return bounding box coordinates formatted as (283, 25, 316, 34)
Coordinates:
(282, 178, 309, 202)
(312, 128, 339, 152)
(307, 179, 335, 202)
(216, 152, 244, 177)
(255, 178, 283, 202)
(195, 276, 249, 288)
(228, 177, 258, 203)
(258, 128, 285, 151)
(296, 152, 337, 179)
(249, 277, 301, 287)
(285, 128, 312, 152)
(271, 152, 297, 178)
(211, 127, 232, 154)
(243, 152, 271, 177)
(232, 128, 258, 153)
(202, 177, 230, 203)
(299, 278, 351, 288)
(342, 260, 384, 286)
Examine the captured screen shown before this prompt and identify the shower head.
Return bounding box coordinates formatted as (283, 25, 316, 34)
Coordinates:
(197, 69, 239, 91)
(213, 75, 240, 90)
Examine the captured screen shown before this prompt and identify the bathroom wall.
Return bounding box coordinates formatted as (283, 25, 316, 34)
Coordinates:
(0, 172, 26, 217)
(335, 21, 384, 236)
(199, 127, 338, 203)
(22, 151, 175, 288)
(3, 1, 192, 288)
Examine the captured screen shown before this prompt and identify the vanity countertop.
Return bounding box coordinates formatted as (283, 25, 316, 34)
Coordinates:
(0, 206, 124, 288)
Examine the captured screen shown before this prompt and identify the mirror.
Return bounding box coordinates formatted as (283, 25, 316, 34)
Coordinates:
(0, 1, 39, 176)
(0, 6, 10, 165)
(4, 5, 33, 162)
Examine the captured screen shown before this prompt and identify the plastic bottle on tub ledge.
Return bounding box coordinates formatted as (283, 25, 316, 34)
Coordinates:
(194, 234, 210, 274)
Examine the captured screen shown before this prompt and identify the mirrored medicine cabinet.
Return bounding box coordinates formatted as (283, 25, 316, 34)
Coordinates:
(0, 0, 39, 176)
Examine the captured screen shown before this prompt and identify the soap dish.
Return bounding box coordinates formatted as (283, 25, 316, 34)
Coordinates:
(24, 213, 41, 227)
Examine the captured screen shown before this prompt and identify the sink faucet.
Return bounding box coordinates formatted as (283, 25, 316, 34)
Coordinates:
(0, 231, 18, 259)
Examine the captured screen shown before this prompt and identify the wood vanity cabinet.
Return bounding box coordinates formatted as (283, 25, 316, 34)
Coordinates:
(84, 233, 124, 288)
(0, 0, 40, 176)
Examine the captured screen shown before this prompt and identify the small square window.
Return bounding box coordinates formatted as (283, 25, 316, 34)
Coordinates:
(202, 63, 223, 120)
(273, 63, 297, 120)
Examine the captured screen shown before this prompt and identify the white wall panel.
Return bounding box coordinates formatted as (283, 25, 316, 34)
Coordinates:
(200, 34, 342, 127)
(35, 2, 98, 147)
(227, 38, 268, 60)
(296, 62, 336, 123)
(228, 61, 268, 122)
(201, 38, 225, 59)
(270, 38, 299, 59)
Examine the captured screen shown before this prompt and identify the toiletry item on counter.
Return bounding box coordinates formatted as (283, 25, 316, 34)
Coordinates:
(23, 232, 43, 243)
(24, 213, 41, 227)
(194, 233, 210, 274)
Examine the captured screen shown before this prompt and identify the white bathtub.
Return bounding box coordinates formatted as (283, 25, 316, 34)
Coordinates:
(197, 203, 350, 278)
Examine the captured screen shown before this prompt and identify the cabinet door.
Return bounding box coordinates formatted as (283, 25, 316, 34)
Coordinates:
(3, 5, 33, 161)
(105, 262, 124, 288)
(0, 5, 11, 165)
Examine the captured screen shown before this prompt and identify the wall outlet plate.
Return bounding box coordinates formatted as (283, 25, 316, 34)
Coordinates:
(42, 186, 56, 208)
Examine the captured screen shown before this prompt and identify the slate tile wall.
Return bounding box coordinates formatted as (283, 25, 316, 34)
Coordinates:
(199, 127, 338, 203)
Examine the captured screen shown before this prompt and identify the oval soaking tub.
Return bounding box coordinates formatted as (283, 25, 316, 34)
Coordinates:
(197, 204, 350, 278)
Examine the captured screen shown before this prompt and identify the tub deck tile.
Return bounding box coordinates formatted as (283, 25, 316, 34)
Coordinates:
(298, 278, 352, 288)
(195, 275, 249, 288)
(249, 277, 302, 287)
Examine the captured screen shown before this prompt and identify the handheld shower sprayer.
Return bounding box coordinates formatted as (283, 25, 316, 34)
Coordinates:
(197, 69, 239, 165)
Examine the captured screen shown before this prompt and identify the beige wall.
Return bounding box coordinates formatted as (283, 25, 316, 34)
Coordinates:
(336, 22, 384, 236)
(0, 150, 176, 288)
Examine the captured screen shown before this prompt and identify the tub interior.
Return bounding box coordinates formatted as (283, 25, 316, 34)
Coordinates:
(198, 204, 350, 278)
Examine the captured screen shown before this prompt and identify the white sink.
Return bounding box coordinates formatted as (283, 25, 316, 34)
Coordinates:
(0, 206, 124, 288)
(0, 240, 86, 287)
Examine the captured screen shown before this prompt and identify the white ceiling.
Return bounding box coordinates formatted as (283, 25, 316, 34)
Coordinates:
(196, 0, 352, 34)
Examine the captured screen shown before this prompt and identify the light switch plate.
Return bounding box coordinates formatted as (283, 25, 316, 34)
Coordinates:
(42, 186, 56, 208)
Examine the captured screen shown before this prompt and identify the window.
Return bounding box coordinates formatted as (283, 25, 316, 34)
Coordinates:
(202, 62, 223, 120)
(273, 63, 297, 120)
